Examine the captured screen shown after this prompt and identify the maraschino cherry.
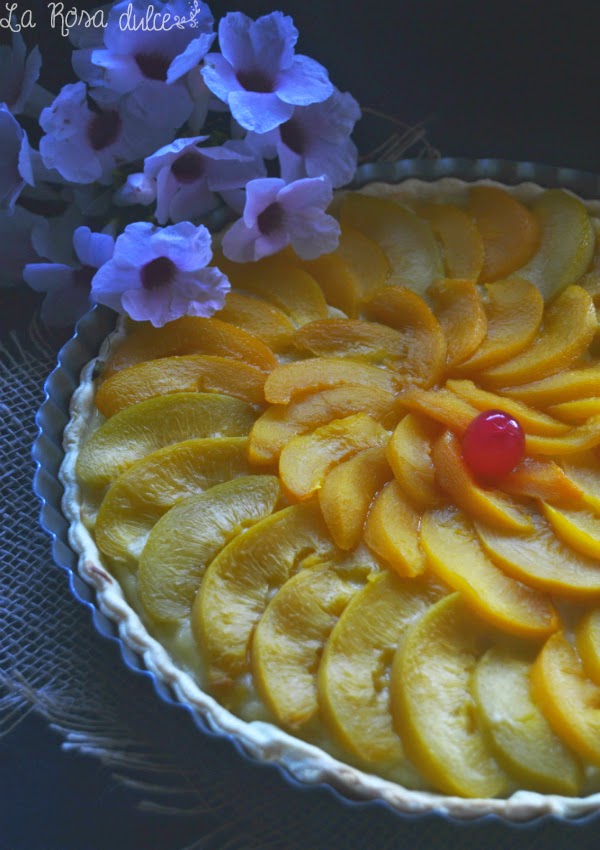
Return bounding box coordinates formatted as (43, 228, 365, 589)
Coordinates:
(462, 409, 525, 479)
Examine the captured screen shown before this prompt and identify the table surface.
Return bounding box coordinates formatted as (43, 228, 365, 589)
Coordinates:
(3, 1, 600, 848)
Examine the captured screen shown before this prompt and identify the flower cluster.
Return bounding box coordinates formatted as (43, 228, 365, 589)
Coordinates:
(2, 2, 361, 328)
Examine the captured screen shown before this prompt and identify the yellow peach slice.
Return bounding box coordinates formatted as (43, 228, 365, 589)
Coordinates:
(364, 480, 426, 577)
(563, 451, 600, 513)
(101, 316, 277, 378)
(516, 189, 595, 301)
(576, 610, 600, 685)
(480, 286, 597, 388)
(542, 503, 600, 560)
(501, 362, 600, 407)
(319, 570, 441, 769)
(319, 445, 391, 549)
(138, 475, 281, 622)
(336, 225, 391, 301)
(214, 292, 295, 353)
(340, 192, 443, 295)
(427, 279, 487, 367)
(279, 413, 389, 501)
(248, 385, 399, 465)
(432, 430, 533, 533)
(396, 386, 476, 432)
(499, 458, 584, 507)
(454, 278, 544, 374)
(95, 354, 266, 417)
(524, 416, 600, 456)
(531, 632, 600, 765)
(264, 357, 399, 404)
(547, 398, 600, 424)
(473, 646, 582, 795)
(386, 413, 440, 508)
(421, 507, 557, 639)
(390, 593, 509, 797)
(416, 202, 485, 279)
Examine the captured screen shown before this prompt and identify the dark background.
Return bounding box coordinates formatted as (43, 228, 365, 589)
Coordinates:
(4, 1, 600, 847)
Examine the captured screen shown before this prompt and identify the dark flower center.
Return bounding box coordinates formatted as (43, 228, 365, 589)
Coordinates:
(87, 110, 121, 151)
(171, 152, 205, 183)
(257, 202, 283, 235)
(236, 68, 274, 93)
(72, 265, 96, 291)
(280, 117, 306, 155)
(135, 52, 170, 82)
(141, 256, 177, 291)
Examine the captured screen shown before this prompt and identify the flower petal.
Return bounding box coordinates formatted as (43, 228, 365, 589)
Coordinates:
(167, 32, 215, 83)
(243, 177, 285, 225)
(279, 174, 333, 211)
(73, 226, 115, 268)
(250, 12, 298, 73)
(229, 90, 293, 133)
(202, 53, 243, 103)
(218, 12, 254, 68)
(287, 208, 340, 259)
(276, 54, 333, 106)
(23, 263, 74, 293)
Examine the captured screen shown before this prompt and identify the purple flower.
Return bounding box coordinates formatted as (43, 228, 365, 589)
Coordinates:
(91, 221, 230, 327)
(222, 175, 339, 263)
(247, 89, 360, 188)
(24, 226, 115, 326)
(0, 33, 49, 116)
(202, 12, 333, 134)
(0, 104, 34, 212)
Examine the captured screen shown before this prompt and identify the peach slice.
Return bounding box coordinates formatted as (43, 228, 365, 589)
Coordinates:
(420, 506, 557, 639)
(576, 610, 600, 685)
(319, 445, 392, 549)
(390, 593, 509, 798)
(502, 362, 600, 407)
(428, 278, 487, 368)
(336, 225, 391, 302)
(214, 292, 295, 353)
(547, 398, 600, 424)
(467, 185, 540, 282)
(479, 286, 597, 388)
(454, 278, 544, 375)
(292, 250, 362, 318)
(473, 646, 582, 795)
(248, 385, 399, 465)
(279, 413, 389, 501)
(95, 354, 266, 417)
(319, 570, 440, 769)
(416, 202, 485, 280)
(523, 416, 600, 456)
(562, 451, 600, 513)
(386, 413, 440, 508)
(264, 357, 399, 404)
(432, 430, 533, 533)
(542, 503, 600, 560)
(499, 458, 584, 507)
(364, 480, 426, 577)
(396, 386, 476, 432)
(340, 192, 443, 296)
(475, 509, 600, 599)
(101, 316, 277, 379)
(138, 475, 281, 622)
(516, 189, 595, 301)
(531, 631, 600, 765)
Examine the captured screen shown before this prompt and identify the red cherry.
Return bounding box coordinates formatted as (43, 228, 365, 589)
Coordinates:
(462, 409, 525, 479)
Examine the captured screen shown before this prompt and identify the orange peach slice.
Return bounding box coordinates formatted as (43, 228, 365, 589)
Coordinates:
(364, 480, 426, 578)
(524, 416, 600, 456)
(480, 286, 597, 388)
(576, 610, 600, 685)
(101, 316, 277, 378)
(319, 445, 392, 549)
(531, 632, 600, 765)
(516, 189, 595, 301)
(214, 292, 295, 353)
(562, 451, 600, 513)
(499, 458, 584, 507)
(454, 278, 544, 374)
(95, 354, 266, 417)
(421, 506, 557, 639)
(340, 192, 443, 295)
(502, 363, 600, 407)
(248, 385, 399, 465)
(542, 503, 600, 560)
(547, 398, 600, 424)
(264, 357, 399, 404)
(416, 202, 485, 279)
(279, 413, 389, 501)
(396, 386, 477, 432)
(432, 430, 533, 533)
(336, 225, 391, 300)
(427, 279, 487, 367)
(468, 185, 540, 282)
(386, 413, 440, 508)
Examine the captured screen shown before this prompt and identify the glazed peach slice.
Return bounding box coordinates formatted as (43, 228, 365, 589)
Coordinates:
(432, 430, 533, 533)
(516, 189, 595, 301)
(319, 570, 440, 774)
(427, 279, 487, 368)
(542, 503, 600, 560)
(501, 362, 600, 407)
(420, 506, 557, 639)
(364, 480, 427, 577)
(138, 475, 281, 622)
(319, 445, 392, 550)
(95, 354, 267, 417)
(453, 278, 543, 375)
(279, 413, 389, 501)
(248, 385, 398, 465)
(480, 286, 597, 389)
(264, 357, 399, 404)
(396, 386, 476, 432)
(101, 316, 277, 379)
(576, 610, 600, 685)
(214, 292, 295, 354)
(499, 458, 584, 507)
(563, 451, 600, 513)
(531, 631, 600, 766)
(467, 185, 540, 282)
(340, 192, 444, 296)
(386, 413, 440, 508)
(194, 502, 339, 690)
(548, 397, 600, 424)
(95, 437, 252, 565)
(390, 593, 509, 798)
(475, 509, 600, 599)
(416, 201, 485, 280)
(473, 646, 582, 795)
